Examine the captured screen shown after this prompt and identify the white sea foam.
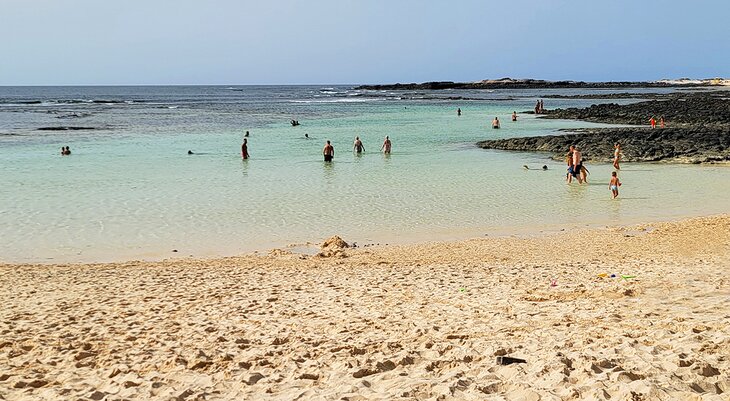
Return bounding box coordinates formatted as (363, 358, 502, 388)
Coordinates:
(290, 98, 388, 103)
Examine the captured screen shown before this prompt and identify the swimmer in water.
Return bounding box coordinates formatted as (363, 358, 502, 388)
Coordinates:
(353, 136, 365, 153)
(512, 111, 517, 121)
(241, 138, 249, 159)
(492, 117, 500, 129)
(244, 131, 249, 137)
(187, 150, 194, 155)
(381, 136, 391, 154)
(323, 140, 334, 162)
(457, 108, 462, 116)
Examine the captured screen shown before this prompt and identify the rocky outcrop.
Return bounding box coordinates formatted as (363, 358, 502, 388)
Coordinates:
(356, 79, 713, 91)
(542, 93, 675, 100)
(37, 126, 96, 131)
(541, 92, 730, 125)
(477, 127, 730, 163)
(477, 91, 730, 163)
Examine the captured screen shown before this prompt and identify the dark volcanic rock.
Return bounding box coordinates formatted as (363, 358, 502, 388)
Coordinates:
(541, 92, 730, 125)
(356, 79, 710, 91)
(37, 126, 96, 131)
(542, 92, 676, 100)
(477, 127, 730, 163)
(478, 91, 730, 163)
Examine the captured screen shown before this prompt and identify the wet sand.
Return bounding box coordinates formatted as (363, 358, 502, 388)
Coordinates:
(1, 215, 729, 400)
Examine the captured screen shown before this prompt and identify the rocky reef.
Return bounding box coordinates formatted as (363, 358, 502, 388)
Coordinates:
(37, 126, 96, 131)
(477, 92, 730, 163)
(541, 92, 730, 125)
(477, 127, 730, 163)
(356, 78, 715, 91)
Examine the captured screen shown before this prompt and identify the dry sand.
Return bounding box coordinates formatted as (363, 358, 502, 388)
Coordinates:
(1, 215, 729, 400)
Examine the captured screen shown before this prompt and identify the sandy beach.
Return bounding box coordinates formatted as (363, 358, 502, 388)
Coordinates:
(1, 215, 729, 400)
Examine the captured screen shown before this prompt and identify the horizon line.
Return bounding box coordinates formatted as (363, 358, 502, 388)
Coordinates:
(1, 77, 727, 87)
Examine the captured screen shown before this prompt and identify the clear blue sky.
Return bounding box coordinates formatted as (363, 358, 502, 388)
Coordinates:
(1, 0, 728, 85)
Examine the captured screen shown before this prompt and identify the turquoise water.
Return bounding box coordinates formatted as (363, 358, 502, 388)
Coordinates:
(1, 86, 729, 263)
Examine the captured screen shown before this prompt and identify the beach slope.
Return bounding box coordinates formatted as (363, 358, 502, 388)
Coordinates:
(2, 216, 729, 400)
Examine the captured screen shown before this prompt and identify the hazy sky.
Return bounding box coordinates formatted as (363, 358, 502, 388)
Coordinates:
(2, 0, 728, 85)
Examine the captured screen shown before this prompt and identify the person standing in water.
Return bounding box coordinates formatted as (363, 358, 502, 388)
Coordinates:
(323, 140, 334, 162)
(613, 143, 621, 170)
(241, 138, 249, 159)
(353, 136, 365, 153)
(565, 148, 574, 183)
(609, 171, 621, 199)
(650, 116, 656, 128)
(244, 130, 249, 137)
(492, 117, 500, 129)
(579, 160, 589, 184)
(512, 111, 518, 121)
(457, 108, 462, 116)
(572, 146, 583, 184)
(660, 116, 665, 128)
(381, 136, 391, 154)
(534, 100, 540, 114)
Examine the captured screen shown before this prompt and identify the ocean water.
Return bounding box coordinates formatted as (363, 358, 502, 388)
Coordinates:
(1, 86, 729, 263)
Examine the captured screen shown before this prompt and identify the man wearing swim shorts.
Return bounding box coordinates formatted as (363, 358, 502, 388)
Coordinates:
(323, 140, 334, 162)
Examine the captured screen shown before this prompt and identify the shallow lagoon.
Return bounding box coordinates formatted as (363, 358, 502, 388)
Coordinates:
(1, 86, 728, 262)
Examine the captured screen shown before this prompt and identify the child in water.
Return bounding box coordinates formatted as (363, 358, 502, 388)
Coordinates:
(609, 171, 621, 199)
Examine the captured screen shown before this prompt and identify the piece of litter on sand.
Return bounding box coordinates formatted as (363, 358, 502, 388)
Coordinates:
(550, 279, 557, 287)
(621, 275, 636, 280)
(496, 356, 527, 365)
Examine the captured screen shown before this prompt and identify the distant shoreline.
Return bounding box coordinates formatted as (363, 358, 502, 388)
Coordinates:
(356, 78, 728, 91)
